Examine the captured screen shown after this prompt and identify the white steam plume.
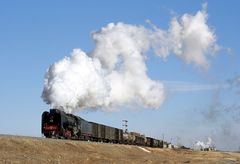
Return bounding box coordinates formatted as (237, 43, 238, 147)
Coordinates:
(151, 3, 218, 69)
(42, 4, 219, 113)
(194, 137, 214, 150)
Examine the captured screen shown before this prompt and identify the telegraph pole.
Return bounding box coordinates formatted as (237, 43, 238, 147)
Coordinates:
(122, 120, 128, 133)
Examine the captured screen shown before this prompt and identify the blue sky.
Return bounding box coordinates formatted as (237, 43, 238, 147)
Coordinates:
(0, 1, 239, 151)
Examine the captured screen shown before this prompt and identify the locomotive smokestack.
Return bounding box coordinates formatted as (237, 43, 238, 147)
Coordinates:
(42, 3, 218, 113)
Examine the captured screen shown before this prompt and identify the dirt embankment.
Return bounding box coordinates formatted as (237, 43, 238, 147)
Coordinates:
(0, 135, 239, 164)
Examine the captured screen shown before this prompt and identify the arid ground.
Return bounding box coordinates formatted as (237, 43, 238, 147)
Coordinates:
(0, 135, 239, 164)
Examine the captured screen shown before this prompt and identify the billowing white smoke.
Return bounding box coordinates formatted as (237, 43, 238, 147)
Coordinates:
(150, 3, 217, 69)
(42, 4, 218, 113)
(194, 137, 213, 150)
(42, 49, 111, 112)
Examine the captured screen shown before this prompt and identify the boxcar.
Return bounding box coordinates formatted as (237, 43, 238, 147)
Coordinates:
(80, 119, 92, 138)
(98, 124, 105, 140)
(135, 136, 145, 145)
(158, 140, 164, 148)
(104, 125, 115, 142)
(152, 139, 159, 147)
(146, 137, 154, 147)
(90, 122, 98, 139)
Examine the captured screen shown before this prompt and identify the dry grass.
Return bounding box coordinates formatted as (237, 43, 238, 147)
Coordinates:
(0, 135, 239, 164)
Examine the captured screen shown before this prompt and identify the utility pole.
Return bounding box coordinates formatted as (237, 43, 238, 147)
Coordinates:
(122, 120, 128, 133)
(162, 133, 165, 147)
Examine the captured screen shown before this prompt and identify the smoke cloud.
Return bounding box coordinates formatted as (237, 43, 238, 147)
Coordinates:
(42, 4, 218, 113)
(201, 87, 240, 150)
(151, 3, 218, 69)
(194, 137, 214, 150)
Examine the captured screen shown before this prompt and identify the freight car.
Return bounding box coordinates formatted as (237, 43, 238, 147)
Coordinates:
(123, 132, 145, 146)
(42, 109, 173, 149)
(146, 137, 160, 147)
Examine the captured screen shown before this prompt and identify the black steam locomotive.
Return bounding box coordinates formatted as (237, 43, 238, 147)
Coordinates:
(41, 109, 170, 148)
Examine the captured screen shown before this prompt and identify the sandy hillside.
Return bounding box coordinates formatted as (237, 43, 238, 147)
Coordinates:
(0, 135, 239, 164)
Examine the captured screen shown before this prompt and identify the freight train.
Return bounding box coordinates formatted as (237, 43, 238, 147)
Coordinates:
(41, 109, 170, 148)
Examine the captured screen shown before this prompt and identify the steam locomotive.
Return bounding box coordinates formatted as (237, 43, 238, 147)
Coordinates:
(41, 109, 169, 148)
